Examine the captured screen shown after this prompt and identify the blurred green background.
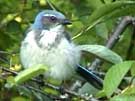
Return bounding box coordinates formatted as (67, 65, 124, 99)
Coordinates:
(0, 0, 135, 100)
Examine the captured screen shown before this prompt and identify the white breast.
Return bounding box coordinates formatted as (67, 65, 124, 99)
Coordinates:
(20, 30, 80, 80)
(39, 30, 58, 47)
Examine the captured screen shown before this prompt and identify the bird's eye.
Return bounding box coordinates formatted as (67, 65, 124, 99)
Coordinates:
(49, 16, 57, 22)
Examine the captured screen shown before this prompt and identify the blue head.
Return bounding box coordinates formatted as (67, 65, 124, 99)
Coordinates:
(31, 10, 71, 30)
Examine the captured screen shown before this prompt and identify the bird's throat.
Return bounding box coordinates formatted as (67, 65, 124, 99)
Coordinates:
(35, 30, 64, 50)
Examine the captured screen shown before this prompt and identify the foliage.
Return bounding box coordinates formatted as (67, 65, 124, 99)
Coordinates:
(0, 0, 135, 100)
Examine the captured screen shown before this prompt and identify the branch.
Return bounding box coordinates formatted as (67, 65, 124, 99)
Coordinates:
(0, 66, 18, 75)
(0, 66, 94, 100)
(23, 85, 61, 100)
(89, 16, 134, 70)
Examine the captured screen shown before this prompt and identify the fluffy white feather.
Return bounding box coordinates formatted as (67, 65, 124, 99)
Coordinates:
(20, 27, 80, 80)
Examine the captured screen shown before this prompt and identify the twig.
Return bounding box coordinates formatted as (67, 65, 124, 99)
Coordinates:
(90, 70, 105, 78)
(0, 66, 18, 75)
(0, 51, 13, 55)
(31, 80, 93, 100)
(106, 16, 133, 48)
(89, 16, 134, 70)
(24, 85, 60, 100)
(0, 66, 93, 100)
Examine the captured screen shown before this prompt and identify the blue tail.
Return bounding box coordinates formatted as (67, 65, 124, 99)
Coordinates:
(76, 65, 103, 89)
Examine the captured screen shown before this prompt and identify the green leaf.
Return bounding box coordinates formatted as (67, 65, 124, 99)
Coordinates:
(96, 90, 106, 98)
(6, 20, 21, 33)
(110, 95, 135, 101)
(11, 96, 30, 101)
(14, 64, 48, 84)
(95, 23, 108, 39)
(104, 5, 135, 19)
(44, 87, 59, 95)
(110, 85, 135, 101)
(122, 85, 135, 95)
(78, 83, 99, 95)
(104, 0, 113, 4)
(46, 78, 62, 86)
(103, 61, 135, 97)
(5, 76, 15, 88)
(87, 0, 103, 10)
(130, 62, 135, 76)
(78, 45, 123, 64)
(86, 1, 135, 31)
(18, 86, 32, 97)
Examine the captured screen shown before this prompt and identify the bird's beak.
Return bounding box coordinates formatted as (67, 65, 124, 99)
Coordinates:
(61, 19, 72, 25)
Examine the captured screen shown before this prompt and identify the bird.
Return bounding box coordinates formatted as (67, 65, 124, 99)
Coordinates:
(20, 10, 80, 80)
(20, 10, 103, 89)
